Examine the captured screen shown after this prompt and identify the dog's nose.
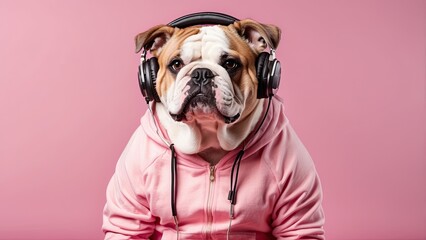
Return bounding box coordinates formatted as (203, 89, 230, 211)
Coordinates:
(191, 68, 214, 86)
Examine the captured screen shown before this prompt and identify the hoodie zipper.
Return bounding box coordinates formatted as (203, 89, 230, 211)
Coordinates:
(205, 165, 216, 239)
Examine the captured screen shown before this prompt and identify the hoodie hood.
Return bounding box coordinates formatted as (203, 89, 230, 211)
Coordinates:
(141, 96, 287, 166)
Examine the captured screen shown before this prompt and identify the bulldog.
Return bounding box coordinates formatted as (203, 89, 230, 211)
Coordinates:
(103, 13, 324, 239)
(134, 18, 280, 165)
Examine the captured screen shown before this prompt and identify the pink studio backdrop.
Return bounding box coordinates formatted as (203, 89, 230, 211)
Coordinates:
(0, 0, 425, 239)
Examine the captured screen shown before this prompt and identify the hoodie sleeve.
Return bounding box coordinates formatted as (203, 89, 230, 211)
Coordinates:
(270, 129, 325, 239)
(102, 127, 156, 239)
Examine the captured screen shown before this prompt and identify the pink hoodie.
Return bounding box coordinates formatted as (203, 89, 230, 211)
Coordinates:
(102, 97, 325, 239)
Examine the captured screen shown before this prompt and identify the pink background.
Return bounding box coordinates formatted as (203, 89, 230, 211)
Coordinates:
(0, 0, 425, 239)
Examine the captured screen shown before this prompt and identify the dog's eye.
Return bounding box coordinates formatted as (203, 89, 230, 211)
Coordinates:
(222, 59, 240, 72)
(169, 59, 184, 73)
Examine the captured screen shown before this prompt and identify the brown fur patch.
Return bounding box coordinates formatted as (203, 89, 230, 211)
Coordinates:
(134, 25, 175, 53)
(155, 27, 200, 98)
(232, 19, 281, 49)
(220, 25, 259, 116)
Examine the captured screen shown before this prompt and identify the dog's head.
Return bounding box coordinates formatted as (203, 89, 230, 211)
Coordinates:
(136, 18, 281, 154)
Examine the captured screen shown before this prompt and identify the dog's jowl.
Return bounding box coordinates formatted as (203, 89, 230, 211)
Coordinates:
(103, 12, 325, 240)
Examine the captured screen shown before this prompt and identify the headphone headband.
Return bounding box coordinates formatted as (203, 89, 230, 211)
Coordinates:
(168, 12, 239, 28)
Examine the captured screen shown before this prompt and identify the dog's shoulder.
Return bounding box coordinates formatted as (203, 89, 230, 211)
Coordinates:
(117, 123, 169, 176)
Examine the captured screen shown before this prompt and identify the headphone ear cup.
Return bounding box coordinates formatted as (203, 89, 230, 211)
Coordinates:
(268, 59, 281, 96)
(138, 62, 148, 101)
(144, 57, 161, 102)
(256, 52, 270, 99)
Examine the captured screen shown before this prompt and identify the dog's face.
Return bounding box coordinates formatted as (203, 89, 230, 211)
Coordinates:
(136, 20, 280, 154)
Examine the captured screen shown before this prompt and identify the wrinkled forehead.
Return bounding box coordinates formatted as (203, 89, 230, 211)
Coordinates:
(179, 26, 230, 64)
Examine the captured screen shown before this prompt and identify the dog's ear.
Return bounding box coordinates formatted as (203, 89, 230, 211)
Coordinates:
(135, 25, 175, 54)
(233, 19, 281, 53)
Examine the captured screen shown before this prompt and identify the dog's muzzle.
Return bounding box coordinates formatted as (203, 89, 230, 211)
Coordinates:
(169, 68, 240, 123)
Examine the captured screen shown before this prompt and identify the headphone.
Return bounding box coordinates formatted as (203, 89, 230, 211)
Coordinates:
(138, 12, 281, 103)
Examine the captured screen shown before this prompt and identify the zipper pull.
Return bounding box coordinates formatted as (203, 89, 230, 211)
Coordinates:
(209, 166, 215, 182)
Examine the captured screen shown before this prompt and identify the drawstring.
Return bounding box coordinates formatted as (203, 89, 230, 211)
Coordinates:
(170, 144, 178, 219)
(170, 144, 180, 238)
(147, 103, 180, 236)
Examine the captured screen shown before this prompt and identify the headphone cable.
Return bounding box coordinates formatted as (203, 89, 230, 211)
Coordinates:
(227, 96, 272, 238)
(228, 96, 272, 208)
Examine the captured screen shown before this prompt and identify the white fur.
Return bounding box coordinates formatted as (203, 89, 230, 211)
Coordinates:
(156, 103, 201, 154)
(164, 26, 243, 118)
(158, 26, 261, 154)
